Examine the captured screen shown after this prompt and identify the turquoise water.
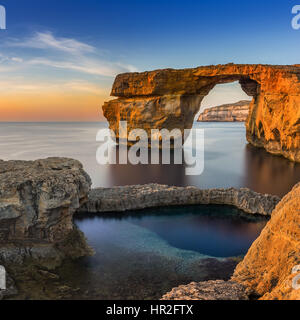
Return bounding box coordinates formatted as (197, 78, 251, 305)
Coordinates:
(55, 205, 268, 300)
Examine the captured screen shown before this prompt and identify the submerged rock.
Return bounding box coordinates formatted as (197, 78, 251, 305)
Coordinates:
(197, 100, 250, 122)
(79, 184, 280, 216)
(232, 182, 300, 300)
(0, 157, 92, 266)
(161, 280, 248, 300)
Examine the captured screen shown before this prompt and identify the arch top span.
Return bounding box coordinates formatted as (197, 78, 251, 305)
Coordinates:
(103, 64, 300, 162)
(110, 64, 300, 98)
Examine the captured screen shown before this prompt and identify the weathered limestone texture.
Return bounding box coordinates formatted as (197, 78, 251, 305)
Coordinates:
(103, 64, 300, 162)
(0, 157, 93, 265)
(79, 184, 280, 216)
(161, 280, 249, 300)
(232, 182, 300, 300)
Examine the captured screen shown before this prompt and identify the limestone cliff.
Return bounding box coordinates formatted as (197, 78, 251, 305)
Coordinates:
(103, 64, 300, 162)
(232, 182, 300, 300)
(197, 100, 250, 122)
(0, 158, 92, 265)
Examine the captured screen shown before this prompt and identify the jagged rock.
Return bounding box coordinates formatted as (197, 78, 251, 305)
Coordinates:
(197, 100, 250, 122)
(161, 280, 249, 300)
(103, 64, 300, 162)
(79, 184, 280, 216)
(232, 182, 300, 300)
(0, 157, 92, 265)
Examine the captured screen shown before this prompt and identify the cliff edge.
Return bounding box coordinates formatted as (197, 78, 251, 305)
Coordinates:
(197, 100, 250, 122)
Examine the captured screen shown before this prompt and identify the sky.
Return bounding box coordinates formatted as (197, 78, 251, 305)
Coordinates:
(0, 0, 299, 121)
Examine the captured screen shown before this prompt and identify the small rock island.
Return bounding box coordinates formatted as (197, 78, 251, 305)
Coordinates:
(197, 100, 250, 122)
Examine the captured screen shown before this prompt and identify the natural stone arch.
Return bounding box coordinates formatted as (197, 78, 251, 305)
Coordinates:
(103, 64, 300, 162)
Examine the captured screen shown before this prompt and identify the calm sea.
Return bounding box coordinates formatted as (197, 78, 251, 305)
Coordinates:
(0, 121, 299, 196)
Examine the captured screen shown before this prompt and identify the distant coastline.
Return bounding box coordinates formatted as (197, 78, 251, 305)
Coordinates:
(198, 100, 251, 122)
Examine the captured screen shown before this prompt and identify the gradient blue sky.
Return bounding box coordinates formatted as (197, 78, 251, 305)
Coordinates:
(0, 0, 299, 120)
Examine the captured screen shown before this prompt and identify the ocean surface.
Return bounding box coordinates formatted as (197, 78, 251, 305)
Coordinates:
(0, 121, 299, 196)
(1, 121, 299, 299)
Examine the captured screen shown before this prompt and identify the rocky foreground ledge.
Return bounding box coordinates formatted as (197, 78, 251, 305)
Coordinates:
(161, 280, 249, 300)
(0, 158, 93, 267)
(79, 184, 280, 216)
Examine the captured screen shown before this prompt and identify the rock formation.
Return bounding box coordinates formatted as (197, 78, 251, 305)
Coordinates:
(197, 100, 250, 122)
(79, 184, 280, 216)
(103, 64, 300, 162)
(232, 182, 300, 300)
(0, 158, 92, 266)
(161, 280, 249, 300)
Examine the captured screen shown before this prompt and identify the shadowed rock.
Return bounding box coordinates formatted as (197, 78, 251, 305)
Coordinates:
(0, 157, 93, 266)
(79, 184, 280, 216)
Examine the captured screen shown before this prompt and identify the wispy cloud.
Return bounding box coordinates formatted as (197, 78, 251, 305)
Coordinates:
(2, 31, 138, 77)
(0, 53, 24, 72)
(8, 31, 95, 55)
(28, 57, 137, 77)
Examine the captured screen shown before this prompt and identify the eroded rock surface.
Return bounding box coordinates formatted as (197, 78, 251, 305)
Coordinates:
(0, 157, 92, 265)
(79, 184, 280, 216)
(198, 100, 250, 122)
(103, 64, 300, 162)
(232, 182, 300, 300)
(161, 280, 249, 300)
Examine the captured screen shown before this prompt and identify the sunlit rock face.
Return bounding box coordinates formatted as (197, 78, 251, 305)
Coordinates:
(103, 64, 300, 162)
(232, 182, 300, 300)
(103, 94, 203, 145)
(197, 100, 250, 122)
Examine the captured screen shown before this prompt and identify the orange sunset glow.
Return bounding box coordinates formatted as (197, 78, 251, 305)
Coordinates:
(0, 91, 110, 122)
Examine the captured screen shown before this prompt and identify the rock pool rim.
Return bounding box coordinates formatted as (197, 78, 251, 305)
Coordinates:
(79, 184, 281, 216)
